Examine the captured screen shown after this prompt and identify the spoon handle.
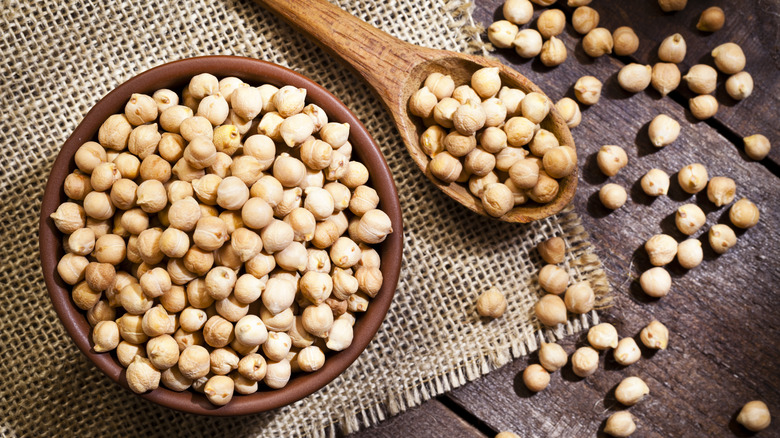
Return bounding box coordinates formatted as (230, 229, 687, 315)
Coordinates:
(254, 0, 432, 110)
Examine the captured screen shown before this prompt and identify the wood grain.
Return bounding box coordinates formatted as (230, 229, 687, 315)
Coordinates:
(349, 1, 778, 437)
(344, 399, 487, 438)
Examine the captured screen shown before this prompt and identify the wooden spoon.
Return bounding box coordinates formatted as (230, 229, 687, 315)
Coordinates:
(254, 0, 577, 222)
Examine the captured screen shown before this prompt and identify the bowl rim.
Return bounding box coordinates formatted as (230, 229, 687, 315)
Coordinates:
(38, 55, 404, 416)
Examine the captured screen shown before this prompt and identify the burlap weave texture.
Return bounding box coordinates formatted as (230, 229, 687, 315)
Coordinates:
(0, 0, 609, 436)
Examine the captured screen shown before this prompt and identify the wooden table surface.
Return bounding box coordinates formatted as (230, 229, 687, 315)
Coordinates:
(350, 1, 779, 436)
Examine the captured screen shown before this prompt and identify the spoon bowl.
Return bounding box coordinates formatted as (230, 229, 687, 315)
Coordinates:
(256, 0, 577, 222)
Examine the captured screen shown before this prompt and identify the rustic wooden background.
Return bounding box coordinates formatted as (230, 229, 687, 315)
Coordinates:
(350, 0, 779, 436)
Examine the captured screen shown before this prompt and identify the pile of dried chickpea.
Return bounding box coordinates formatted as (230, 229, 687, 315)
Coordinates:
(50, 73, 393, 406)
(409, 66, 577, 218)
(479, 1, 771, 436)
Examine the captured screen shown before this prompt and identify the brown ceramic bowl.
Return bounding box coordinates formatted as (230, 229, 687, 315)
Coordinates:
(38, 56, 403, 415)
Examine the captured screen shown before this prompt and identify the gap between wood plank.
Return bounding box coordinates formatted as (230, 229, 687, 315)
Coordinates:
(437, 395, 500, 437)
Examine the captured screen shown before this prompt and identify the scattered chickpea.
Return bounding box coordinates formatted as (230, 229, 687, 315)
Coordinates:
(615, 376, 650, 406)
(743, 134, 771, 161)
(697, 6, 725, 32)
(737, 400, 772, 432)
(658, 0, 687, 12)
(522, 364, 550, 392)
(651, 63, 681, 97)
(645, 234, 677, 266)
(641, 168, 670, 196)
(640, 320, 669, 350)
(488, 20, 519, 49)
(572, 6, 599, 35)
(618, 64, 652, 93)
(689, 95, 719, 120)
(537, 9, 565, 39)
(729, 198, 760, 229)
(564, 281, 595, 314)
(712, 42, 746, 75)
(725, 72, 753, 101)
(512, 29, 543, 58)
(613, 27, 639, 56)
(640, 267, 672, 298)
(676, 239, 703, 269)
(705, 176, 735, 207)
(535, 294, 567, 327)
(648, 114, 680, 148)
(597, 145, 628, 177)
(675, 204, 706, 235)
(604, 411, 637, 437)
(540, 37, 567, 67)
(658, 34, 686, 63)
(537, 237, 565, 264)
(495, 432, 521, 438)
(583, 28, 613, 58)
(503, 0, 534, 25)
(571, 346, 599, 377)
(476, 287, 508, 318)
(599, 184, 627, 210)
(588, 323, 618, 350)
(613, 337, 641, 366)
(573, 76, 602, 106)
(678, 163, 709, 194)
(539, 264, 569, 296)
(538, 342, 568, 372)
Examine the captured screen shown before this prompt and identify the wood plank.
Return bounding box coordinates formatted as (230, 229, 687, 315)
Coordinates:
(346, 399, 489, 438)
(438, 2, 780, 437)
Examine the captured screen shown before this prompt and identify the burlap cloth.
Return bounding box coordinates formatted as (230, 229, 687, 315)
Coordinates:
(0, 0, 610, 436)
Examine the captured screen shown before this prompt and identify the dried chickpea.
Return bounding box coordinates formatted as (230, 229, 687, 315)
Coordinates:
(587, 322, 618, 350)
(538, 342, 567, 372)
(93, 234, 126, 265)
(481, 183, 514, 217)
(712, 43, 746, 75)
(534, 294, 567, 327)
(675, 203, 706, 235)
(423, 72, 455, 100)
(613, 27, 639, 56)
(599, 184, 627, 210)
(645, 234, 677, 266)
(523, 364, 550, 392)
(730, 198, 760, 229)
(677, 239, 703, 269)
(678, 163, 708, 194)
(658, 0, 687, 12)
(572, 6, 599, 35)
(641, 168, 670, 196)
(476, 287, 507, 318)
(583, 28, 613, 58)
(540, 36, 567, 67)
(83, 191, 115, 221)
(521, 92, 550, 125)
(513, 29, 543, 58)
(618, 64, 652, 93)
(615, 376, 649, 407)
(539, 264, 569, 295)
(471, 67, 501, 99)
(640, 320, 669, 350)
(488, 20, 519, 49)
(555, 97, 581, 129)
(564, 281, 595, 314)
(74, 141, 107, 173)
(613, 337, 641, 366)
(527, 171, 559, 204)
(737, 401, 771, 432)
(597, 145, 628, 177)
(640, 267, 672, 298)
(529, 129, 558, 158)
(574, 76, 602, 106)
(498, 87, 525, 117)
(651, 63, 681, 97)
(571, 346, 599, 377)
(697, 6, 725, 32)
(604, 411, 636, 437)
(658, 33, 686, 63)
(744, 134, 771, 161)
(683, 64, 717, 94)
(503, 0, 533, 25)
(92, 320, 120, 352)
(537, 9, 565, 39)
(690, 94, 719, 120)
(429, 151, 462, 184)
(98, 114, 133, 151)
(126, 357, 161, 394)
(648, 114, 680, 148)
(726, 72, 753, 101)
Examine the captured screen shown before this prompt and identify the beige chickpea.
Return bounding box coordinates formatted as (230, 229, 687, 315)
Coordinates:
(171, 158, 205, 182)
(678, 163, 709, 194)
(613, 26, 639, 56)
(640, 267, 672, 298)
(452, 101, 486, 136)
(68, 227, 96, 256)
(522, 364, 550, 392)
(161, 366, 192, 392)
(325, 150, 350, 181)
(658, 33, 686, 63)
(504, 116, 535, 147)
(712, 42, 746, 75)
(260, 331, 291, 362)
(180, 116, 214, 143)
(152, 88, 179, 113)
(186, 278, 214, 309)
(233, 314, 268, 347)
(697, 6, 725, 32)
(481, 183, 514, 217)
(462, 148, 495, 178)
(443, 131, 476, 159)
(180, 307, 208, 333)
(126, 357, 161, 394)
(139, 267, 171, 299)
(555, 97, 582, 129)
(503, 0, 533, 25)
(135, 180, 167, 214)
(730, 198, 760, 229)
(408, 86, 437, 120)
(588, 322, 618, 350)
(488, 20, 519, 49)
(469, 173, 499, 198)
(260, 220, 294, 254)
(512, 29, 543, 58)
(743, 134, 771, 161)
(260, 306, 295, 332)
(159, 285, 186, 315)
(178, 345, 211, 380)
(127, 124, 161, 161)
(188, 73, 218, 99)
(599, 184, 627, 210)
(640, 320, 669, 350)
(74, 141, 107, 174)
(538, 237, 565, 264)
(428, 152, 462, 184)
(262, 277, 297, 315)
(683, 64, 717, 95)
(98, 114, 132, 151)
(613, 337, 641, 366)
(420, 125, 447, 157)
(135, 227, 163, 265)
(264, 359, 292, 389)
(340, 161, 370, 189)
(93, 233, 126, 265)
(543, 146, 577, 179)
(117, 341, 146, 367)
(471, 67, 501, 99)
(139, 155, 171, 183)
(204, 266, 237, 301)
(615, 376, 650, 406)
(690, 94, 719, 120)
(423, 72, 455, 100)
(109, 178, 137, 211)
(230, 85, 263, 120)
(641, 168, 670, 196)
(233, 274, 265, 305)
(83, 191, 115, 221)
(648, 114, 680, 148)
(300, 271, 333, 305)
(658, 0, 687, 12)
(297, 346, 325, 372)
(498, 87, 526, 117)
(538, 342, 568, 372)
(737, 400, 772, 432)
(146, 334, 180, 371)
(521, 92, 550, 125)
(675, 204, 706, 235)
(574, 76, 602, 106)
(571, 346, 599, 377)
(709, 224, 738, 254)
(326, 317, 354, 351)
(273, 86, 306, 118)
(167, 196, 200, 232)
(583, 28, 613, 57)
(527, 171, 560, 204)
(534, 294, 567, 327)
(118, 209, 146, 236)
(618, 64, 652, 93)
(538, 264, 569, 295)
(57, 253, 89, 286)
(432, 97, 459, 128)
(90, 162, 121, 193)
(159, 105, 194, 134)
(537, 9, 565, 39)
(209, 347, 240, 376)
(203, 315, 234, 348)
(452, 85, 480, 106)
(645, 234, 677, 266)
(475, 286, 507, 318)
(564, 281, 595, 314)
(604, 411, 636, 437)
(192, 216, 228, 251)
(597, 145, 628, 177)
(725, 71, 753, 101)
(301, 303, 334, 338)
(529, 129, 558, 158)
(651, 63, 681, 97)
(274, 241, 308, 272)
(237, 353, 267, 382)
(347, 291, 370, 313)
(64, 170, 93, 201)
(572, 6, 599, 34)
(274, 185, 305, 218)
(540, 36, 567, 67)
(92, 320, 120, 352)
(677, 239, 703, 269)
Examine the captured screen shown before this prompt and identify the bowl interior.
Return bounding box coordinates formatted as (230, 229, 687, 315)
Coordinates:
(38, 56, 403, 415)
